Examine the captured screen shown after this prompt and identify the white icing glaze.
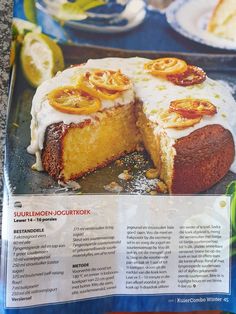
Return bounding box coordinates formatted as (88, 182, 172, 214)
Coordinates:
(28, 57, 236, 173)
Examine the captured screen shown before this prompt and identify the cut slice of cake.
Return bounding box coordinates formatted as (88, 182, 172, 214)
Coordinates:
(208, 0, 236, 41)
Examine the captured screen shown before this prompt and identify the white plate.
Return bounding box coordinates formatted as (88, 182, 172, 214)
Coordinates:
(37, 0, 146, 34)
(166, 0, 236, 51)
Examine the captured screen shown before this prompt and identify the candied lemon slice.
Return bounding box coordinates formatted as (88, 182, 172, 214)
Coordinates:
(169, 99, 217, 119)
(89, 69, 131, 91)
(158, 109, 201, 129)
(48, 86, 101, 115)
(78, 73, 120, 100)
(144, 58, 187, 77)
(167, 65, 206, 86)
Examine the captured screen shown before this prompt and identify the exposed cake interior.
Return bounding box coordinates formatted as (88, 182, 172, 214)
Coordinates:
(136, 103, 176, 191)
(42, 104, 141, 181)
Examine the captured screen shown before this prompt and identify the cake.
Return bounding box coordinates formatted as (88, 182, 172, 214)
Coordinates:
(28, 57, 236, 194)
(208, 0, 236, 41)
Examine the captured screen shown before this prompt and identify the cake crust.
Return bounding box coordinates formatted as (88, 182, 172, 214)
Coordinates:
(172, 124, 235, 194)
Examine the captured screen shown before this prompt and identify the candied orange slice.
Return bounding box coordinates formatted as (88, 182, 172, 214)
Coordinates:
(169, 99, 217, 119)
(78, 73, 120, 100)
(167, 65, 206, 86)
(48, 86, 101, 115)
(158, 109, 201, 129)
(144, 58, 187, 77)
(89, 69, 131, 91)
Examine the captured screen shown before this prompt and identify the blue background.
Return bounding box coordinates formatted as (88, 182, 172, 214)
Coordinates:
(13, 0, 235, 54)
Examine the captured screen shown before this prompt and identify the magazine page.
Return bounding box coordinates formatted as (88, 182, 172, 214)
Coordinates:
(1, 0, 236, 313)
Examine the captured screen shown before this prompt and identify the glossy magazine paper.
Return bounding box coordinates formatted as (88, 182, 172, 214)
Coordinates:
(1, 0, 236, 313)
